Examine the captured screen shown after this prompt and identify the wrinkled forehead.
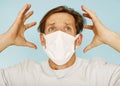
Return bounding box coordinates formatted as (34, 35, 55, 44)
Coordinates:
(45, 12, 75, 26)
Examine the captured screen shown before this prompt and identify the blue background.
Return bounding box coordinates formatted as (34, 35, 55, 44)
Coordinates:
(0, 0, 120, 68)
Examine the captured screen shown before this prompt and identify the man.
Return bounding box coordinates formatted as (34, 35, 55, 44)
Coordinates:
(0, 4, 120, 86)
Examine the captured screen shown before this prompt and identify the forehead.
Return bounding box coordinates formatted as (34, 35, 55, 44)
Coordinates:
(46, 13, 75, 25)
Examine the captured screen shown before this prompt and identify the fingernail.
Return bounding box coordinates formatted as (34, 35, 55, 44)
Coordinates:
(83, 49, 86, 53)
(83, 51, 86, 53)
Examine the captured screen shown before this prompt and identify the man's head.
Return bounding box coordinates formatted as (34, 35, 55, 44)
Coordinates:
(38, 6, 85, 66)
(38, 6, 84, 34)
(38, 6, 84, 47)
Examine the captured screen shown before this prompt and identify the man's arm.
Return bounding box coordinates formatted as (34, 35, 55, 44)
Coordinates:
(109, 66, 120, 86)
(0, 4, 37, 52)
(81, 5, 120, 53)
(106, 31, 120, 52)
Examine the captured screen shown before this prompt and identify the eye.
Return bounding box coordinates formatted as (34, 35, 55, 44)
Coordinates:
(65, 27, 72, 31)
(48, 27, 55, 32)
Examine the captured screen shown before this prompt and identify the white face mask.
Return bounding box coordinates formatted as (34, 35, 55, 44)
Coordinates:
(43, 31, 79, 65)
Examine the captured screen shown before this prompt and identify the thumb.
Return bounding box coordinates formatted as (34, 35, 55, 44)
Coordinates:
(83, 36, 96, 53)
(83, 43, 94, 53)
(83, 37, 103, 53)
(25, 41, 37, 49)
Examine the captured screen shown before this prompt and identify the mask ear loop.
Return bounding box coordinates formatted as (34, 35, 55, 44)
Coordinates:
(75, 34, 80, 49)
(75, 34, 80, 39)
(42, 33, 46, 49)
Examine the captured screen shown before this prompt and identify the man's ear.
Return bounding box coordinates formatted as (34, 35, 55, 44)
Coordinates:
(75, 34, 83, 46)
(40, 33, 46, 46)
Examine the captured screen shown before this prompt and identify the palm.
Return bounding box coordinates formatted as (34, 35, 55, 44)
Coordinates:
(82, 6, 109, 52)
(11, 18, 27, 46)
(6, 4, 37, 48)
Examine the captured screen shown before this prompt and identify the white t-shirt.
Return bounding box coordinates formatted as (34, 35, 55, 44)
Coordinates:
(0, 57, 120, 86)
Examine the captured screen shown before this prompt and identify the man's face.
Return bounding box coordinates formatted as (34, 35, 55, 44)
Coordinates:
(44, 13, 77, 36)
(40, 12, 82, 47)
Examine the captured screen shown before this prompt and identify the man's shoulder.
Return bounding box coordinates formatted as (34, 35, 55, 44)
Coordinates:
(77, 57, 119, 72)
(4, 59, 43, 72)
(77, 57, 120, 85)
(90, 58, 119, 69)
(78, 57, 118, 66)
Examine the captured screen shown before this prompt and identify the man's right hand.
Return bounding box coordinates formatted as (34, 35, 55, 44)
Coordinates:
(0, 4, 37, 52)
(82, 5, 120, 53)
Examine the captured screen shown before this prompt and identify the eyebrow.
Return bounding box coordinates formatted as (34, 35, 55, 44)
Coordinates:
(65, 22, 71, 25)
(46, 22, 72, 27)
(46, 23, 55, 26)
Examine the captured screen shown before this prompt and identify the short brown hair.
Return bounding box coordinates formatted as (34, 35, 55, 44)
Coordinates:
(38, 6, 84, 34)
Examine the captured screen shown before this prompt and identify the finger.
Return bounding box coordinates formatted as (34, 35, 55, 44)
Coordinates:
(18, 4, 31, 18)
(83, 40, 95, 53)
(83, 13, 91, 19)
(84, 25, 93, 30)
(25, 41, 37, 49)
(83, 36, 96, 53)
(25, 22, 36, 30)
(83, 37, 103, 53)
(23, 11, 34, 21)
(83, 44, 93, 53)
(81, 5, 93, 16)
(81, 5, 97, 22)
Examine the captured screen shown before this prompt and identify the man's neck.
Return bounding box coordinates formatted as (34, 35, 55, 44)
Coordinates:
(48, 54, 76, 70)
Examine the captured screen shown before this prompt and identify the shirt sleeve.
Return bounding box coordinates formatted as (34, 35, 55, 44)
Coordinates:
(109, 65, 120, 86)
(0, 60, 39, 86)
(0, 69, 7, 86)
(0, 60, 29, 86)
(89, 58, 120, 86)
